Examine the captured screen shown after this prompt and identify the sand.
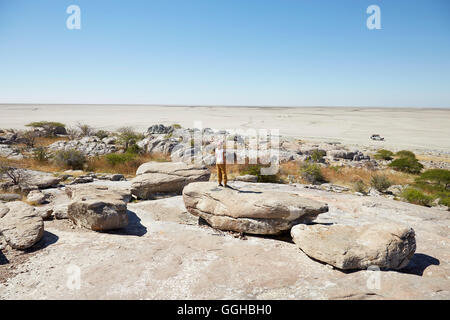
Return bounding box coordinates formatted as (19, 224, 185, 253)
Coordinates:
(0, 104, 449, 154)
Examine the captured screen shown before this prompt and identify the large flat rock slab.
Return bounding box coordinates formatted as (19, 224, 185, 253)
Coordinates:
(131, 162, 210, 199)
(291, 223, 416, 270)
(183, 182, 328, 235)
(0, 184, 449, 299)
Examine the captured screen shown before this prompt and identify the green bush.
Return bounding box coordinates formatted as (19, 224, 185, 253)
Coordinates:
(117, 127, 143, 150)
(416, 169, 450, 189)
(370, 174, 392, 192)
(26, 121, 65, 129)
(395, 150, 417, 159)
(310, 149, 326, 162)
(126, 143, 141, 155)
(53, 149, 86, 170)
(401, 188, 433, 207)
(240, 164, 279, 183)
(300, 163, 326, 184)
(172, 124, 182, 129)
(105, 152, 136, 166)
(33, 147, 49, 163)
(439, 196, 450, 208)
(95, 130, 109, 140)
(26, 121, 66, 136)
(389, 157, 423, 174)
(374, 149, 394, 160)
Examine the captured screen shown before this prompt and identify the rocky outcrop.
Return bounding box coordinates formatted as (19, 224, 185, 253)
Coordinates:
(26, 171, 61, 189)
(137, 136, 180, 155)
(48, 137, 117, 156)
(146, 124, 174, 135)
(67, 185, 128, 231)
(27, 190, 48, 204)
(131, 162, 211, 199)
(291, 223, 416, 270)
(0, 201, 44, 250)
(328, 149, 370, 161)
(183, 182, 328, 235)
(0, 193, 22, 202)
(0, 144, 23, 160)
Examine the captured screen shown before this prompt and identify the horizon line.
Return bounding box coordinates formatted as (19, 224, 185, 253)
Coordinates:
(0, 103, 449, 110)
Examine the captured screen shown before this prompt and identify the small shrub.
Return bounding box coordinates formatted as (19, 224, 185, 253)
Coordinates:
(310, 149, 326, 162)
(26, 121, 66, 136)
(401, 188, 433, 207)
(77, 123, 94, 137)
(374, 149, 394, 160)
(65, 126, 79, 140)
(33, 147, 49, 163)
(389, 157, 423, 174)
(53, 149, 86, 170)
(395, 150, 417, 159)
(104, 153, 136, 166)
(300, 163, 326, 184)
(370, 174, 392, 192)
(439, 196, 450, 208)
(126, 143, 141, 155)
(117, 127, 143, 150)
(416, 169, 450, 189)
(353, 180, 367, 194)
(95, 130, 109, 140)
(240, 164, 279, 183)
(172, 124, 182, 129)
(19, 130, 38, 148)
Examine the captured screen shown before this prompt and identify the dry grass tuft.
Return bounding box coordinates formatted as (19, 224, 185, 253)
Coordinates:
(321, 166, 413, 188)
(86, 152, 171, 176)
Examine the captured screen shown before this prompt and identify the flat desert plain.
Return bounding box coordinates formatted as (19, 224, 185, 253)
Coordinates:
(0, 104, 449, 154)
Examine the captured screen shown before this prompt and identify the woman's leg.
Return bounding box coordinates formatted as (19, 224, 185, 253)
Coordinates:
(216, 164, 223, 185)
(222, 164, 228, 186)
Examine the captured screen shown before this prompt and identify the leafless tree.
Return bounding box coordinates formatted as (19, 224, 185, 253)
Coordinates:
(76, 122, 94, 137)
(0, 162, 30, 186)
(19, 130, 38, 148)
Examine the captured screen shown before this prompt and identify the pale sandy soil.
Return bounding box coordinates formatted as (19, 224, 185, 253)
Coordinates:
(0, 104, 449, 154)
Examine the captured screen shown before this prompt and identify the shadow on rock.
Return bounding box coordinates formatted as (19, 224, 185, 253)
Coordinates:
(400, 253, 440, 276)
(0, 250, 9, 265)
(103, 210, 147, 237)
(25, 231, 59, 253)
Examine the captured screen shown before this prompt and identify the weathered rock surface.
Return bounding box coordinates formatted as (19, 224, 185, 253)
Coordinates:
(26, 171, 61, 189)
(183, 182, 328, 234)
(234, 174, 258, 182)
(131, 162, 211, 199)
(146, 124, 174, 135)
(0, 201, 44, 250)
(27, 190, 47, 204)
(0, 144, 23, 160)
(67, 185, 128, 231)
(0, 194, 22, 202)
(291, 223, 416, 270)
(48, 137, 116, 156)
(0, 186, 449, 299)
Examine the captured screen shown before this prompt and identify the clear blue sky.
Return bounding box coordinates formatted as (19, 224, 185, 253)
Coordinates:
(0, 0, 449, 107)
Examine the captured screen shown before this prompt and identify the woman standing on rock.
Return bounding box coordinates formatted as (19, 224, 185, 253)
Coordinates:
(215, 141, 228, 187)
